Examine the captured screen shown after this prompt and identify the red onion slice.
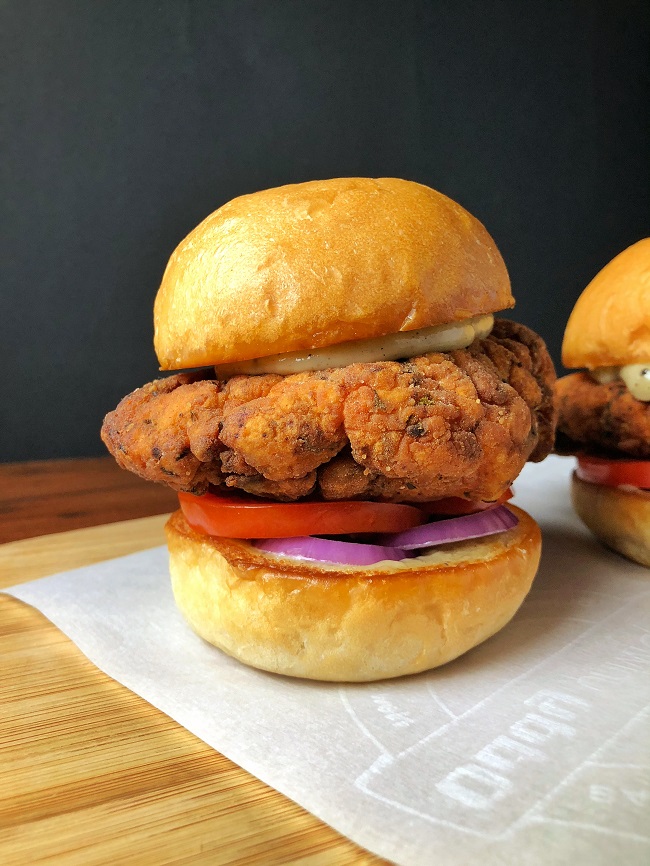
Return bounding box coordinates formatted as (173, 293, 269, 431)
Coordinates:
(383, 505, 518, 550)
(254, 536, 409, 566)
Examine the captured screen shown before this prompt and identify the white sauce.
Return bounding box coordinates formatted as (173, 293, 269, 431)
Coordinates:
(590, 366, 619, 385)
(620, 364, 650, 401)
(590, 364, 650, 401)
(215, 314, 494, 377)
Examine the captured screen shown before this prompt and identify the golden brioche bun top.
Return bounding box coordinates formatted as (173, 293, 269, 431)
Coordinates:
(562, 237, 650, 369)
(153, 177, 513, 370)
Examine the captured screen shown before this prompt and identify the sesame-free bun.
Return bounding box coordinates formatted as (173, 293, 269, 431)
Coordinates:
(571, 473, 650, 568)
(562, 238, 650, 369)
(165, 505, 540, 682)
(154, 177, 513, 370)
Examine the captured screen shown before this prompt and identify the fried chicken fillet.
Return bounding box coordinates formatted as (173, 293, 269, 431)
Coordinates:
(101, 319, 556, 505)
(555, 373, 650, 458)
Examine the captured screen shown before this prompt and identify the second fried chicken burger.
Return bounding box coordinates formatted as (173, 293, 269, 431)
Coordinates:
(556, 238, 650, 567)
(102, 177, 556, 680)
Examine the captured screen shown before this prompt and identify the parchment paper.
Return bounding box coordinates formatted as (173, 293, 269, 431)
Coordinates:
(5, 456, 650, 865)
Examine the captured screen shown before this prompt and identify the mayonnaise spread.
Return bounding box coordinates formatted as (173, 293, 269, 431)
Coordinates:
(215, 314, 494, 377)
(590, 364, 650, 401)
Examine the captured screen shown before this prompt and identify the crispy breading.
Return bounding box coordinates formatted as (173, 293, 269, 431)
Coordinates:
(476, 319, 557, 462)
(225, 471, 317, 500)
(320, 320, 556, 502)
(101, 320, 557, 501)
(219, 375, 347, 480)
(555, 372, 650, 458)
(100, 372, 223, 493)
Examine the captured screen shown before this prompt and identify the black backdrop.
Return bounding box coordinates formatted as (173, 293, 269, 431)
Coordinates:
(2, 0, 649, 461)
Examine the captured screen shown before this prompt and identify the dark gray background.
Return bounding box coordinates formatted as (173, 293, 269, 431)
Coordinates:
(2, 0, 649, 462)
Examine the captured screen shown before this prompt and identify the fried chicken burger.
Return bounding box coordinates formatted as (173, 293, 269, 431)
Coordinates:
(101, 177, 557, 680)
(556, 238, 650, 567)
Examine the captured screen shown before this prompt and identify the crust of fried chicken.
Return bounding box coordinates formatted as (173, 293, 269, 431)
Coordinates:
(101, 320, 556, 502)
(555, 372, 650, 458)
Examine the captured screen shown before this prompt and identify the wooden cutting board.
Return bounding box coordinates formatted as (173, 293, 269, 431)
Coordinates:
(0, 519, 387, 866)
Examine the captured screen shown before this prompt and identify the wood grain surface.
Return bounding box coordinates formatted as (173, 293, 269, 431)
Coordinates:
(0, 457, 179, 543)
(0, 458, 388, 866)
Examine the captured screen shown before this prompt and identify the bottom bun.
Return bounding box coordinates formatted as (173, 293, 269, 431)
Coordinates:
(165, 505, 541, 682)
(571, 472, 650, 568)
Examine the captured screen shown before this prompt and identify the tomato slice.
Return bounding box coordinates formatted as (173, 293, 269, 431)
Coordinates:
(576, 454, 650, 489)
(418, 488, 514, 515)
(178, 491, 426, 538)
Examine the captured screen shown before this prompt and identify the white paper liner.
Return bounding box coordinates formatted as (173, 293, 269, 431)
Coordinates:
(5, 456, 650, 865)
